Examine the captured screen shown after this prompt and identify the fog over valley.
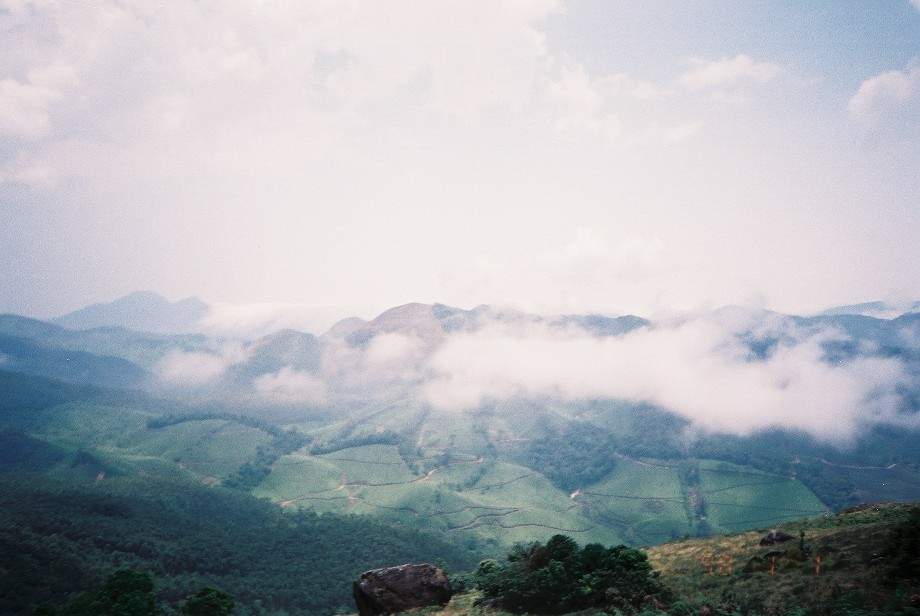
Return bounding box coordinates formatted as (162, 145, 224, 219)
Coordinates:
(3, 2, 920, 615)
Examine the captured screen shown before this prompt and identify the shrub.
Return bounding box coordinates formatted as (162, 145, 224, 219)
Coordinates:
(474, 535, 666, 614)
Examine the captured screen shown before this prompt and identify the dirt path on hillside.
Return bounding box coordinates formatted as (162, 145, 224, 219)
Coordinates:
(814, 457, 897, 471)
(581, 491, 683, 502)
(321, 456, 405, 465)
(471, 472, 533, 492)
(704, 501, 827, 515)
(446, 509, 520, 530)
(613, 452, 675, 469)
(450, 521, 594, 533)
(701, 478, 796, 495)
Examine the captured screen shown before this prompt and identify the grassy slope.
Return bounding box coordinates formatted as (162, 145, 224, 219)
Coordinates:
(579, 456, 689, 546)
(416, 503, 920, 616)
(262, 403, 834, 550)
(647, 503, 918, 615)
(0, 370, 906, 557)
(698, 460, 828, 534)
(256, 445, 618, 549)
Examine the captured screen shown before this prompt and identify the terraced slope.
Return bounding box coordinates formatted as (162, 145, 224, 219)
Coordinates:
(578, 456, 688, 545)
(696, 460, 828, 533)
(251, 435, 830, 549)
(1, 367, 914, 555)
(1, 391, 833, 551)
(255, 444, 618, 548)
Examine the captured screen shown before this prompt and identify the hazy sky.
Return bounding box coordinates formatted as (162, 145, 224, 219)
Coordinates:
(2, 0, 919, 321)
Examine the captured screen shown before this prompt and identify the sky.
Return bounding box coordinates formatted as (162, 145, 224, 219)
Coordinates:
(2, 0, 920, 322)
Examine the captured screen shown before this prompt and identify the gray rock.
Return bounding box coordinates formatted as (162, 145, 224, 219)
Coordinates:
(759, 530, 795, 546)
(353, 563, 453, 616)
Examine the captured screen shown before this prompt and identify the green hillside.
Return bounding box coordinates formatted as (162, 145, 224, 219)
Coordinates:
(0, 368, 899, 554)
(2, 359, 920, 615)
(0, 472, 481, 615)
(420, 503, 920, 616)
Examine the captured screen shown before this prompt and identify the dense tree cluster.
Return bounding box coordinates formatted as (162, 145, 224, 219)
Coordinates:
(0, 475, 480, 615)
(308, 431, 402, 455)
(34, 570, 235, 616)
(513, 422, 620, 492)
(474, 535, 666, 614)
(146, 413, 300, 441)
(222, 428, 310, 491)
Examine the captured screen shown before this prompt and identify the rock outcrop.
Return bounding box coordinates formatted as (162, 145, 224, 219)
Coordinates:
(353, 563, 452, 616)
(759, 530, 795, 546)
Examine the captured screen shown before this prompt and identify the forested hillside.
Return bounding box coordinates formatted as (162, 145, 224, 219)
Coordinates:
(0, 474, 480, 615)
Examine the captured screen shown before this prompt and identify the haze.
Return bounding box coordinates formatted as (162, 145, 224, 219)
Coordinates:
(2, 1, 920, 322)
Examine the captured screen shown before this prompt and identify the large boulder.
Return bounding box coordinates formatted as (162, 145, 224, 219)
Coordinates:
(759, 530, 795, 546)
(353, 563, 453, 616)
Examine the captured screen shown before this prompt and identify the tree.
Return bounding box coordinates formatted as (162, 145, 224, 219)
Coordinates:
(181, 587, 235, 615)
(545, 534, 578, 562)
(474, 535, 665, 614)
(60, 570, 158, 616)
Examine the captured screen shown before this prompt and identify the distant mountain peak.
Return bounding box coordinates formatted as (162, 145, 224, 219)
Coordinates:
(53, 291, 210, 335)
(122, 290, 167, 301)
(820, 300, 920, 319)
(325, 316, 369, 339)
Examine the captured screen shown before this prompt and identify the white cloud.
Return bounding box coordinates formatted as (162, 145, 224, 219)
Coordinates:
(599, 73, 672, 102)
(454, 228, 678, 316)
(547, 64, 622, 140)
(545, 228, 667, 281)
(544, 63, 698, 143)
(2, 2, 917, 319)
(912, 0, 920, 12)
(0, 64, 76, 139)
(0, 79, 57, 138)
(0, 0, 711, 187)
(200, 302, 355, 337)
(0, 158, 54, 187)
(423, 313, 913, 442)
(678, 54, 780, 91)
(154, 351, 228, 385)
(848, 64, 919, 123)
(254, 366, 327, 405)
(364, 332, 426, 364)
(154, 344, 249, 386)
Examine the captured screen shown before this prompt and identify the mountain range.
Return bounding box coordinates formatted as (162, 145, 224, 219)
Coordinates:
(47, 290, 920, 336)
(2, 291, 920, 612)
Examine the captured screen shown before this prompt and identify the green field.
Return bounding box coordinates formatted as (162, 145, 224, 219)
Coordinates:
(581, 457, 689, 545)
(7, 401, 839, 550)
(4, 378, 912, 556)
(697, 459, 828, 532)
(252, 445, 618, 547)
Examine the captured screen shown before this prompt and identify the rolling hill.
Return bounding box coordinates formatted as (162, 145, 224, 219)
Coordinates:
(1, 298, 920, 613)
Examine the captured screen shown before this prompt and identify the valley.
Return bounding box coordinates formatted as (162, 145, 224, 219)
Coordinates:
(2, 295, 920, 613)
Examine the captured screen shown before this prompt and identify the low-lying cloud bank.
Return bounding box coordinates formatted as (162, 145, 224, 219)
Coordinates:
(148, 305, 919, 443)
(198, 302, 357, 338)
(423, 314, 916, 443)
(254, 367, 327, 405)
(153, 344, 250, 387)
